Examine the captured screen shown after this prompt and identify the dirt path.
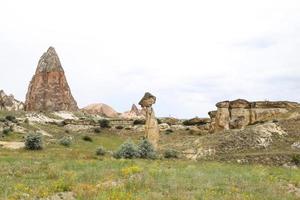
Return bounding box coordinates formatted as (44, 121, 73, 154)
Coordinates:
(0, 141, 25, 149)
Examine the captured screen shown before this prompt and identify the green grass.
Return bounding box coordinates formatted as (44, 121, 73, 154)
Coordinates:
(1, 133, 300, 200)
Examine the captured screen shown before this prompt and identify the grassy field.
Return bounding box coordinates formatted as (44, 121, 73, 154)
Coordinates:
(1, 132, 300, 200)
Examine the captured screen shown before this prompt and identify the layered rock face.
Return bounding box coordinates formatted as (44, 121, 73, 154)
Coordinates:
(82, 103, 119, 118)
(25, 47, 78, 112)
(0, 90, 24, 111)
(139, 92, 160, 149)
(209, 99, 300, 133)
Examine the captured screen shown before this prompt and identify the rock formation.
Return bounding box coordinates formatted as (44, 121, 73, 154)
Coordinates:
(0, 90, 24, 111)
(209, 99, 300, 133)
(25, 47, 78, 112)
(82, 103, 119, 118)
(120, 104, 145, 119)
(139, 92, 160, 148)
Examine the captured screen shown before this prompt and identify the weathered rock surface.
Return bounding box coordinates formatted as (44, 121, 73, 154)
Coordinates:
(139, 92, 160, 148)
(0, 90, 24, 111)
(120, 104, 145, 119)
(82, 103, 119, 118)
(25, 47, 78, 111)
(209, 99, 300, 133)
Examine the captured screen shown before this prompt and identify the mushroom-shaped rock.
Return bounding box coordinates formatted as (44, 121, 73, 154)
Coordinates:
(139, 92, 159, 149)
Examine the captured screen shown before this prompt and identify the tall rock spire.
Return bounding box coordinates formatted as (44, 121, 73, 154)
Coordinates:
(25, 47, 78, 111)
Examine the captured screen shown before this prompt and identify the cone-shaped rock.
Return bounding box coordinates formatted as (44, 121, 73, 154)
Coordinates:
(25, 47, 78, 111)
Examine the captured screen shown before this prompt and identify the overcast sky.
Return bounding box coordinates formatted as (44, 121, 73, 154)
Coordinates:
(0, 0, 299, 118)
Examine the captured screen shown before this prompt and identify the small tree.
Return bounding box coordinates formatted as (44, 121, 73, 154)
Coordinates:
(25, 133, 43, 150)
(137, 139, 156, 159)
(113, 139, 139, 159)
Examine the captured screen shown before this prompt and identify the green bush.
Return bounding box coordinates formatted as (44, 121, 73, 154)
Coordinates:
(94, 127, 101, 133)
(99, 119, 110, 128)
(82, 135, 93, 142)
(96, 146, 106, 156)
(5, 115, 17, 123)
(137, 139, 156, 159)
(292, 155, 300, 165)
(133, 119, 145, 125)
(24, 118, 29, 124)
(165, 129, 173, 135)
(164, 149, 179, 159)
(115, 125, 124, 130)
(2, 128, 11, 135)
(157, 118, 162, 124)
(59, 137, 72, 147)
(25, 133, 43, 150)
(113, 139, 139, 159)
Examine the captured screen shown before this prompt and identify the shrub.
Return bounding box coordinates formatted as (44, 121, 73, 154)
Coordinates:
(2, 128, 11, 135)
(96, 146, 106, 156)
(82, 135, 93, 142)
(137, 139, 156, 159)
(99, 119, 110, 128)
(157, 118, 162, 124)
(0, 118, 5, 122)
(292, 155, 300, 165)
(5, 115, 17, 123)
(115, 125, 124, 130)
(133, 119, 145, 125)
(165, 129, 173, 135)
(113, 139, 139, 159)
(59, 137, 72, 147)
(125, 127, 131, 130)
(94, 127, 101, 133)
(25, 133, 43, 150)
(24, 118, 29, 124)
(164, 149, 179, 159)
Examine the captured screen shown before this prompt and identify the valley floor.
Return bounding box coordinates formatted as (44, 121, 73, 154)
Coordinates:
(1, 132, 300, 200)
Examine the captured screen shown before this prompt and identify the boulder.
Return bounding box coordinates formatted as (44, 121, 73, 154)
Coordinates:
(25, 47, 78, 111)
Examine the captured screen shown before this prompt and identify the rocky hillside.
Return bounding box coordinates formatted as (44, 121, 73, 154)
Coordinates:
(0, 90, 24, 111)
(208, 99, 300, 133)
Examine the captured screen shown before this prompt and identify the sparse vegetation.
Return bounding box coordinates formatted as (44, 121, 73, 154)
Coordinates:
(25, 133, 43, 150)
